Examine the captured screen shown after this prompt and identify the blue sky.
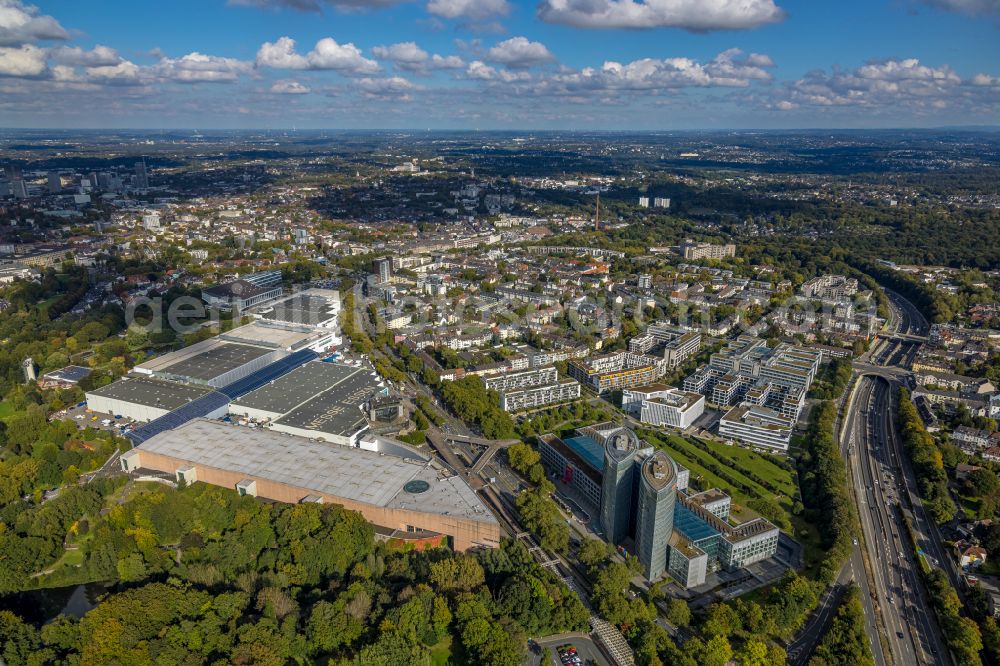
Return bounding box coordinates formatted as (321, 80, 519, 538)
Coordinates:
(1, 0, 998, 129)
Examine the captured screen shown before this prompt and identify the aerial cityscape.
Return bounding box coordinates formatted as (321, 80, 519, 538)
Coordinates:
(0, 1, 999, 665)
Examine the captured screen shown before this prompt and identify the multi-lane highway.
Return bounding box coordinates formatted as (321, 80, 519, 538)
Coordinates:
(836, 285, 958, 665)
(846, 375, 947, 665)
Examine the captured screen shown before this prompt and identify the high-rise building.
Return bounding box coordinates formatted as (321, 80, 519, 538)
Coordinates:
(134, 161, 149, 189)
(47, 172, 61, 193)
(638, 274, 652, 289)
(638, 197, 650, 208)
(653, 197, 670, 208)
(372, 256, 392, 284)
(635, 451, 678, 580)
(4, 165, 27, 199)
(600, 428, 640, 545)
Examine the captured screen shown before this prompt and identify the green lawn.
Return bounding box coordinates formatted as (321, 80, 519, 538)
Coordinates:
(429, 634, 454, 666)
(692, 437, 799, 498)
(0, 401, 15, 421)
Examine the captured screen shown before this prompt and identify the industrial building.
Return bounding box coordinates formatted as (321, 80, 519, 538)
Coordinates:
(622, 384, 705, 430)
(567, 351, 666, 394)
(86, 317, 343, 426)
(217, 319, 336, 353)
(258, 288, 341, 330)
(134, 339, 281, 388)
(86, 375, 219, 423)
(229, 361, 385, 447)
(120, 419, 501, 551)
(202, 271, 284, 311)
(538, 422, 779, 584)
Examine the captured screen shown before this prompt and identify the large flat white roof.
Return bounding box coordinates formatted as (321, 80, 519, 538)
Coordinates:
(134, 419, 496, 525)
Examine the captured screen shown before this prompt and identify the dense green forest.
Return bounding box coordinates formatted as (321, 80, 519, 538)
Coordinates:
(0, 482, 589, 665)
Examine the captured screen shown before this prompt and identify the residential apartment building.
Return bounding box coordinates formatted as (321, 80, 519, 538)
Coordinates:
(567, 351, 666, 394)
(679, 239, 736, 261)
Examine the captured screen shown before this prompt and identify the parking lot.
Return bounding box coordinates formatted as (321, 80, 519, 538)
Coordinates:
(527, 636, 610, 666)
(59, 401, 138, 436)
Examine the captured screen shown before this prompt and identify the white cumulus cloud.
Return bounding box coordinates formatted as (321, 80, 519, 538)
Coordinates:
(270, 79, 311, 93)
(0, 0, 68, 46)
(154, 52, 252, 83)
(0, 43, 45, 76)
(50, 45, 123, 67)
(256, 35, 379, 75)
(486, 37, 555, 68)
(779, 58, 968, 109)
(536, 0, 785, 31)
(372, 41, 464, 73)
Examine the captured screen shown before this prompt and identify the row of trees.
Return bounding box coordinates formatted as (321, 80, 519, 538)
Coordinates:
(923, 568, 984, 666)
(796, 400, 859, 582)
(440, 376, 515, 440)
(897, 389, 956, 524)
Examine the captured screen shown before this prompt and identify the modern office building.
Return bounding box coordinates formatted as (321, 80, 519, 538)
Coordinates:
(538, 422, 778, 584)
(666, 494, 779, 587)
(683, 336, 820, 422)
(622, 384, 705, 430)
(538, 432, 605, 509)
(718, 405, 794, 452)
(635, 451, 679, 580)
(120, 419, 501, 551)
(600, 427, 641, 545)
